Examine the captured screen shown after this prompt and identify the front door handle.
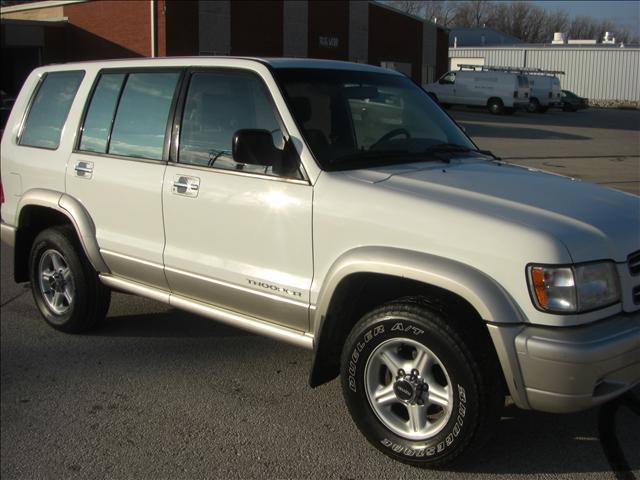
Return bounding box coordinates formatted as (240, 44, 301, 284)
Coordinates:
(74, 161, 93, 179)
(172, 175, 200, 197)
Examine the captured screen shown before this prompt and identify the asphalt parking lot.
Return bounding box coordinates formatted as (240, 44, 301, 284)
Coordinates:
(2, 107, 639, 480)
(451, 107, 640, 195)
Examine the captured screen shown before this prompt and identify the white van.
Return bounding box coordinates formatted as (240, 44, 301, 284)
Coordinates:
(426, 68, 530, 114)
(526, 74, 562, 113)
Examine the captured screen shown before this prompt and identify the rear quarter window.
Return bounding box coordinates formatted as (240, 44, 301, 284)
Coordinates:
(19, 71, 85, 149)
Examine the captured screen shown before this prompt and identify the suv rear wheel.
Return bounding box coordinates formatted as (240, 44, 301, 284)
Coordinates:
(29, 225, 110, 332)
(340, 298, 503, 467)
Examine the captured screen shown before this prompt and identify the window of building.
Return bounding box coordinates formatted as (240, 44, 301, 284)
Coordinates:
(178, 71, 287, 176)
(109, 72, 180, 160)
(79, 74, 126, 153)
(19, 71, 85, 149)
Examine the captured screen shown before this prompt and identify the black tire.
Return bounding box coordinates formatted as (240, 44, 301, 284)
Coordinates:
(527, 98, 540, 113)
(487, 98, 504, 115)
(29, 225, 111, 333)
(340, 297, 504, 467)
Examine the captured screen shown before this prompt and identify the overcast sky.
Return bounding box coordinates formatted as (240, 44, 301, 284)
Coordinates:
(530, 1, 640, 36)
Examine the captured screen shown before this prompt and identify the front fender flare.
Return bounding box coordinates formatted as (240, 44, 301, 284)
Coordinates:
(313, 246, 524, 339)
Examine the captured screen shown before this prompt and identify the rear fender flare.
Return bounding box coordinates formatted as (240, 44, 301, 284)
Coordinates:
(16, 189, 109, 273)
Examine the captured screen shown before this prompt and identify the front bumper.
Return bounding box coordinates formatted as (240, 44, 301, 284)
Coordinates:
(489, 312, 640, 413)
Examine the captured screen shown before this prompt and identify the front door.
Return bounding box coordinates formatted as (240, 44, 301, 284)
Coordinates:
(162, 69, 313, 332)
(437, 71, 457, 103)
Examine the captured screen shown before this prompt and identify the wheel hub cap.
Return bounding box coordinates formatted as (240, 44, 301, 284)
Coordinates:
(393, 368, 428, 405)
(37, 249, 75, 315)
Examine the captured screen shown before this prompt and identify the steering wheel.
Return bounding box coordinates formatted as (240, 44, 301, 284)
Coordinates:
(370, 128, 411, 150)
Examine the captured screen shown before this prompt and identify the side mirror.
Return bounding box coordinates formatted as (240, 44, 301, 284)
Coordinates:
(232, 129, 280, 166)
(232, 129, 301, 178)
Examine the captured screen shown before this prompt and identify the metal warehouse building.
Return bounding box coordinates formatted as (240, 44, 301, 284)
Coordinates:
(1, 0, 449, 96)
(449, 46, 640, 103)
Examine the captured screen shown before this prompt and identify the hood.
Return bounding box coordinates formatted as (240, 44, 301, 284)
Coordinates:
(345, 158, 640, 263)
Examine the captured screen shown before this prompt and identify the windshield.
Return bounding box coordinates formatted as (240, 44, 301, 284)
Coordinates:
(274, 69, 476, 170)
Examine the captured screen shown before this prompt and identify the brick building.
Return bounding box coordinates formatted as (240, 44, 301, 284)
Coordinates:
(1, 0, 448, 96)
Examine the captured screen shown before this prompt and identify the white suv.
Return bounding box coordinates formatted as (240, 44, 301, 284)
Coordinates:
(1, 57, 639, 467)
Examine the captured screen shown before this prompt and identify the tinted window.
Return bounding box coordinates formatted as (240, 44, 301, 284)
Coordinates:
(276, 69, 474, 170)
(20, 71, 84, 149)
(79, 73, 125, 153)
(179, 71, 285, 176)
(109, 72, 179, 160)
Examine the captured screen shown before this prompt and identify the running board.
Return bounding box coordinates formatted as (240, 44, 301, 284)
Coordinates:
(99, 274, 314, 350)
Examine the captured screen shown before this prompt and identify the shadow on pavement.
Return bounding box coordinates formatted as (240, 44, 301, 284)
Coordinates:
(91, 308, 255, 338)
(448, 390, 640, 477)
(459, 122, 591, 140)
(450, 107, 640, 132)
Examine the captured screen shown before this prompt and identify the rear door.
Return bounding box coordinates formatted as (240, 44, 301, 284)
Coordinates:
(161, 69, 313, 332)
(67, 69, 182, 288)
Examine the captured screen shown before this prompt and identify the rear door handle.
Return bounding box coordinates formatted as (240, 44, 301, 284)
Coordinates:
(74, 161, 93, 179)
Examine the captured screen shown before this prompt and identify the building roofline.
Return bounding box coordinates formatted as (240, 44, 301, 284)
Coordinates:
(448, 26, 523, 42)
(0, 0, 85, 14)
(451, 44, 639, 50)
(369, 1, 445, 30)
(0, 17, 67, 26)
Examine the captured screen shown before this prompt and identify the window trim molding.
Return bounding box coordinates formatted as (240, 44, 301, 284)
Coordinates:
(73, 67, 185, 163)
(170, 67, 311, 184)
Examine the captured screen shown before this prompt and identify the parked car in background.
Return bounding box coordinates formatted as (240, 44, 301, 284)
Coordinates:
(425, 67, 529, 115)
(526, 74, 562, 113)
(561, 89, 589, 112)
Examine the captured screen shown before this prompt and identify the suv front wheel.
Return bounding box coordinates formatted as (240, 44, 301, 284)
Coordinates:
(340, 298, 503, 467)
(29, 225, 111, 332)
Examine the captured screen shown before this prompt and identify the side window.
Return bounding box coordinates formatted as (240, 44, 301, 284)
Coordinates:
(79, 73, 126, 153)
(179, 71, 290, 177)
(109, 72, 180, 160)
(439, 72, 456, 85)
(19, 71, 84, 149)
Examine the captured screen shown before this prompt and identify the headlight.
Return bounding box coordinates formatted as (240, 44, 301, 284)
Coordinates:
(527, 262, 620, 313)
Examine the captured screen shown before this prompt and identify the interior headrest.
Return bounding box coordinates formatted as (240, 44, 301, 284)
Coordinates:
(290, 96, 311, 124)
